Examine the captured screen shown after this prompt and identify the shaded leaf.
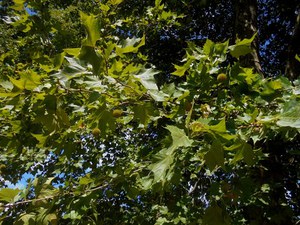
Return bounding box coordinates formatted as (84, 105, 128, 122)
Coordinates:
(203, 202, 230, 225)
(205, 141, 224, 171)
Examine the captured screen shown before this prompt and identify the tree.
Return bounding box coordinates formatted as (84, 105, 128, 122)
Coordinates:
(285, 13, 300, 79)
(0, 0, 299, 224)
(232, 0, 262, 72)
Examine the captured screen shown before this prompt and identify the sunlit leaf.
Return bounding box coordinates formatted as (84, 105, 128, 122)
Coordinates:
(110, 0, 124, 5)
(80, 12, 101, 47)
(229, 34, 257, 58)
(8, 70, 41, 91)
(134, 68, 159, 91)
(116, 35, 145, 55)
(11, 0, 25, 11)
(0, 188, 20, 203)
(277, 100, 300, 129)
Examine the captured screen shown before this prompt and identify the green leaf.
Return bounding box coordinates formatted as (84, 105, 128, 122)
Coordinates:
(0, 188, 20, 203)
(261, 184, 270, 193)
(0, 80, 13, 90)
(139, 177, 153, 190)
(11, 0, 25, 11)
(207, 119, 235, 140)
(79, 174, 93, 185)
(133, 102, 155, 127)
(79, 46, 103, 75)
(44, 213, 57, 225)
(148, 90, 169, 102)
(63, 210, 82, 220)
(155, 0, 162, 7)
(243, 143, 254, 166)
(203, 39, 214, 56)
(0, 91, 21, 98)
(147, 126, 192, 186)
(172, 64, 189, 77)
(166, 125, 193, 148)
(155, 217, 170, 225)
(80, 12, 101, 47)
(35, 107, 70, 133)
(15, 213, 36, 225)
(204, 141, 224, 171)
(134, 68, 159, 91)
(31, 134, 48, 148)
(54, 57, 91, 86)
(229, 33, 257, 58)
(98, 110, 116, 134)
(209, 119, 227, 133)
(63, 48, 81, 56)
(8, 71, 41, 91)
(116, 35, 145, 56)
(149, 148, 174, 185)
(232, 142, 254, 165)
(109, 0, 124, 5)
(52, 52, 65, 70)
(203, 202, 230, 225)
(276, 100, 300, 129)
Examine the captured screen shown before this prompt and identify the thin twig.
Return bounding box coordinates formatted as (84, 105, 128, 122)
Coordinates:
(1, 183, 109, 209)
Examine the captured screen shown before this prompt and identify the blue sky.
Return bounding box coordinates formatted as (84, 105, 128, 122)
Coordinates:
(4, 173, 34, 190)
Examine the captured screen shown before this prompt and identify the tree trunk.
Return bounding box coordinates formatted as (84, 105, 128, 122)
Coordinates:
(232, 0, 262, 73)
(285, 13, 300, 80)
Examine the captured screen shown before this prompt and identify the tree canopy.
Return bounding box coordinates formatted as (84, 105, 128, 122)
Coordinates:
(0, 0, 299, 224)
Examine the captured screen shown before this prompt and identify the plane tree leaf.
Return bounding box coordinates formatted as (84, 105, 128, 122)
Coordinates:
(229, 33, 256, 58)
(276, 99, 300, 129)
(80, 12, 101, 47)
(0, 188, 20, 203)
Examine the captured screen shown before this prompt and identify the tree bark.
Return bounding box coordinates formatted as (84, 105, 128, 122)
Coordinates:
(285, 13, 300, 80)
(232, 0, 262, 73)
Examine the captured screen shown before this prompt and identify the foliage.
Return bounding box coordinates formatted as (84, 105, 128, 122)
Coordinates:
(0, 0, 299, 224)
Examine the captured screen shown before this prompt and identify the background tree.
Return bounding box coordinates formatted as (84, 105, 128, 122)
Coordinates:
(0, 0, 299, 224)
